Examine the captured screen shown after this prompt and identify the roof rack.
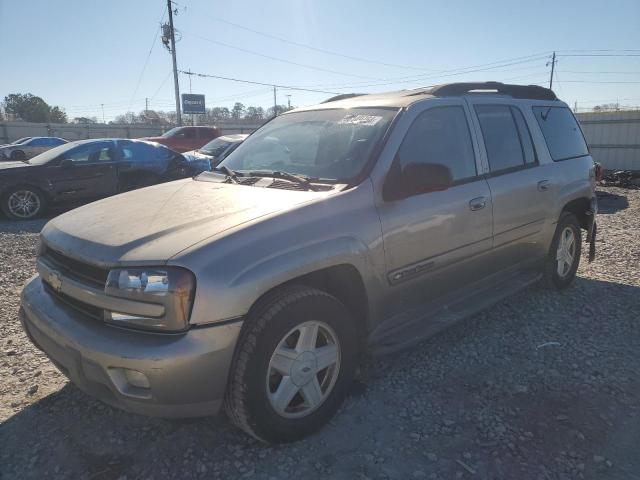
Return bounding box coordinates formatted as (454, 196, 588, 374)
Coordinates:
(426, 82, 557, 101)
(322, 93, 366, 103)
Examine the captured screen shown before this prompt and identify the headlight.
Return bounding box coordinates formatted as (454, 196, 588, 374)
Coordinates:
(105, 267, 195, 332)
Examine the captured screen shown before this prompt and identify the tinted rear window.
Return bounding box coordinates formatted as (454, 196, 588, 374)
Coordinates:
(532, 107, 589, 161)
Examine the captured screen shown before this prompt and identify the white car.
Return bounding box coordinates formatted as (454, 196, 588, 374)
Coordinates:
(0, 137, 68, 161)
(182, 134, 248, 168)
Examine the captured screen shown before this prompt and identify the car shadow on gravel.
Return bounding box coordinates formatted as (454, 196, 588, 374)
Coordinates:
(2, 277, 640, 479)
(596, 190, 629, 215)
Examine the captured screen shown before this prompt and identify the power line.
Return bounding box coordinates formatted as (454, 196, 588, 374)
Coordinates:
(558, 53, 640, 57)
(149, 70, 173, 102)
(299, 53, 552, 90)
(127, 7, 166, 112)
(181, 31, 386, 81)
(180, 70, 341, 95)
(554, 80, 640, 84)
(194, 12, 443, 72)
(558, 70, 640, 74)
(557, 49, 640, 53)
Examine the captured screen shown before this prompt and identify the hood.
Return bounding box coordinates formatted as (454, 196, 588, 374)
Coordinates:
(143, 136, 166, 143)
(41, 177, 329, 266)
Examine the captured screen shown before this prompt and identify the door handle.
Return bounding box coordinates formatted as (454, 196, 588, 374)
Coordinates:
(469, 196, 487, 211)
(537, 180, 551, 191)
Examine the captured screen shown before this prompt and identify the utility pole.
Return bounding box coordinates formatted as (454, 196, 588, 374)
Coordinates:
(548, 51, 557, 90)
(101, 104, 105, 124)
(167, 0, 182, 125)
(273, 85, 277, 117)
(145, 98, 149, 111)
(286, 94, 291, 109)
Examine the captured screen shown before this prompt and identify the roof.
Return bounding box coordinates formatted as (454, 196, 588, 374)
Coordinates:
(295, 82, 561, 111)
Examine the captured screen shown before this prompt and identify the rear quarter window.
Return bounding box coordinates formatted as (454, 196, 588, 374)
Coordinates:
(532, 106, 589, 161)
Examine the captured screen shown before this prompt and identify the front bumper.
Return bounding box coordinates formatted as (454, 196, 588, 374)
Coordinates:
(20, 275, 242, 418)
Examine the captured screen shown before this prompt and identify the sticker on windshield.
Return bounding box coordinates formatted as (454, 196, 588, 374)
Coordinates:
(337, 114, 383, 126)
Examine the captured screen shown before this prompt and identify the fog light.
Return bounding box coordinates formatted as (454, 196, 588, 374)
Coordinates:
(124, 369, 150, 389)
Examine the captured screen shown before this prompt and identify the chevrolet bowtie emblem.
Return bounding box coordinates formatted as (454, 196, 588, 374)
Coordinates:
(47, 270, 63, 293)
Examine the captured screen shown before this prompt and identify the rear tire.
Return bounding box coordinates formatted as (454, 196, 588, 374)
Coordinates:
(10, 150, 26, 161)
(225, 285, 357, 443)
(542, 212, 581, 290)
(1, 186, 46, 220)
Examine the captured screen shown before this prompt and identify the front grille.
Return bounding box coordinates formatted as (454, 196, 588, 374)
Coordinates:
(43, 282, 104, 321)
(41, 247, 109, 288)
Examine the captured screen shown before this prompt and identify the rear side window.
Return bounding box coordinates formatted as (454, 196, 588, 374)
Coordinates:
(397, 106, 477, 182)
(511, 108, 537, 165)
(475, 105, 524, 172)
(120, 141, 171, 170)
(532, 107, 588, 161)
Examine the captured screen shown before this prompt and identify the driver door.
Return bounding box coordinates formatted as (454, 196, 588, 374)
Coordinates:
(375, 100, 494, 318)
(46, 141, 119, 202)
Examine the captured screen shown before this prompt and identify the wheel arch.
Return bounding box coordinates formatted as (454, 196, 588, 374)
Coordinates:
(245, 263, 370, 355)
(560, 197, 591, 230)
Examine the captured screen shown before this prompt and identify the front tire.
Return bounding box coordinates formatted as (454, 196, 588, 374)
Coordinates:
(225, 285, 357, 443)
(1, 186, 46, 220)
(542, 212, 582, 289)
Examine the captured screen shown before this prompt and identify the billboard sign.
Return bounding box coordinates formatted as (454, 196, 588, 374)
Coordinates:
(181, 94, 206, 114)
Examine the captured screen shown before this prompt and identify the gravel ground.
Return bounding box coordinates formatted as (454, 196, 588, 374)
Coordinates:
(1, 187, 639, 480)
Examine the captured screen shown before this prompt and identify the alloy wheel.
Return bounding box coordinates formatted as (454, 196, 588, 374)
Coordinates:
(266, 321, 341, 419)
(556, 226, 576, 277)
(7, 190, 41, 219)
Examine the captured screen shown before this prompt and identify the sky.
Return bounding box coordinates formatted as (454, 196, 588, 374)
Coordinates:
(1, 0, 639, 122)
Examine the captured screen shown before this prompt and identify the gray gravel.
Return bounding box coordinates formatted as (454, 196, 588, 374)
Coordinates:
(1, 187, 639, 480)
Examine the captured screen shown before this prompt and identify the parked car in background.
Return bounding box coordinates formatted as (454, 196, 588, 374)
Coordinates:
(144, 126, 221, 153)
(0, 137, 68, 161)
(0, 137, 33, 147)
(0, 139, 207, 219)
(183, 134, 248, 170)
(18, 82, 598, 443)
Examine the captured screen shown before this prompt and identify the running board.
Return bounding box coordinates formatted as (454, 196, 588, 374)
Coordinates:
(369, 268, 542, 356)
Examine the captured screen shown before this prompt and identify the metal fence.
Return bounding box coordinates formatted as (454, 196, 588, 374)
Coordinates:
(0, 122, 261, 144)
(576, 110, 640, 171)
(3, 112, 639, 171)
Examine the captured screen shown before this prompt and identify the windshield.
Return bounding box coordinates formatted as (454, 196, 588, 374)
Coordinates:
(12, 137, 32, 145)
(27, 142, 78, 165)
(218, 108, 397, 182)
(161, 127, 182, 138)
(200, 137, 232, 157)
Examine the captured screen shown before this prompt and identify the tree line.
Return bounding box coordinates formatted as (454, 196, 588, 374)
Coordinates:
(114, 102, 294, 125)
(1, 93, 293, 125)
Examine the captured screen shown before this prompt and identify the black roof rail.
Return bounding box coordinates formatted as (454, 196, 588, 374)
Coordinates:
(322, 93, 366, 103)
(427, 82, 557, 101)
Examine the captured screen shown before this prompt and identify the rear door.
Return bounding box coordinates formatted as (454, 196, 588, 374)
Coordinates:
(466, 98, 554, 265)
(46, 141, 119, 201)
(116, 140, 177, 191)
(376, 100, 494, 316)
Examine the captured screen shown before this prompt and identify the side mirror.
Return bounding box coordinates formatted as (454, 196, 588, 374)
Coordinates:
(59, 159, 74, 169)
(384, 161, 453, 201)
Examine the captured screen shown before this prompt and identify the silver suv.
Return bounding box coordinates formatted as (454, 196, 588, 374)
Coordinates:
(20, 82, 598, 443)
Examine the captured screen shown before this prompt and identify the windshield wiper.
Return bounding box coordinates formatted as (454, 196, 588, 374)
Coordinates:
(248, 170, 319, 191)
(214, 165, 240, 183)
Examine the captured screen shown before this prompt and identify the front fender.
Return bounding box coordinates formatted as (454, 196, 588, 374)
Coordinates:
(186, 235, 381, 326)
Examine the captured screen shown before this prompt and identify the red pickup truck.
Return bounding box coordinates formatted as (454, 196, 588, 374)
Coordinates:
(144, 126, 220, 153)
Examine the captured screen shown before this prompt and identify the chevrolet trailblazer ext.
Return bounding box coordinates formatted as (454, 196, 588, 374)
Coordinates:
(20, 82, 598, 443)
